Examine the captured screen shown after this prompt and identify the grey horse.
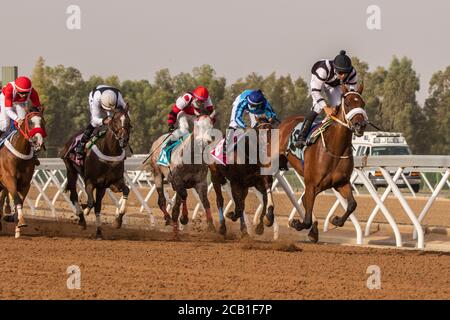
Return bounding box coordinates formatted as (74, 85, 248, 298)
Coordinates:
(144, 112, 216, 238)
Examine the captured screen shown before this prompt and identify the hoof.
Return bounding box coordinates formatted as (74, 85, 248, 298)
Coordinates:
(219, 223, 227, 236)
(289, 219, 304, 231)
(15, 227, 21, 239)
(241, 227, 249, 238)
(331, 216, 345, 227)
(264, 214, 274, 228)
(207, 220, 216, 233)
(113, 215, 123, 229)
(255, 223, 264, 235)
(308, 221, 319, 243)
(225, 211, 240, 222)
(3, 214, 16, 223)
(78, 215, 87, 230)
(180, 215, 189, 226)
(264, 207, 275, 227)
(17, 217, 27, 229)
(164, 215, 172, 226)
(5, 205, 11, 215)
(95, 229, 103, 240)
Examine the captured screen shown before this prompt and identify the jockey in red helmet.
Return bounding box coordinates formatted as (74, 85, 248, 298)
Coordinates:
(167, 85, 216, 142)
(0, 76, 43, 165)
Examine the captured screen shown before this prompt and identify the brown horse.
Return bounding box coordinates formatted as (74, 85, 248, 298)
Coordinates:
(145, 113, 216, 238)
(278, 84, 367, 242)
(0, 109, 46, 238)
(61, 106, 132, 239)
(210, 118, 277, 238)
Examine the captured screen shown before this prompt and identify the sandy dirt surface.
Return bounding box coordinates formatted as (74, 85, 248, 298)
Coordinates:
(0, 218, 449, 300)
(0, 185, 449, 300)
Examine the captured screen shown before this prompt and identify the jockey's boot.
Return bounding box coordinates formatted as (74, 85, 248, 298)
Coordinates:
(294, 110, 318, 149)
(75, 124, 95, 160)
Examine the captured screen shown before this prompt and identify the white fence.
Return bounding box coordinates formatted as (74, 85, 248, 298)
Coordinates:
(19, 155, 450, 250)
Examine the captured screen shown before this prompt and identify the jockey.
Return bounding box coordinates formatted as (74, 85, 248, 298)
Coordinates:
(294, 50, 358, 148)
(0, 76, 43, 165)
(75, 84, 127, 159)
(225, 89, 277, 150)
(166, 85, 215, 143)
(0, 76, 42, 134)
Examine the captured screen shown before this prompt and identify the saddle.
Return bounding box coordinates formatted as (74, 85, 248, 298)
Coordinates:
(65, 127, 108, 166)
(288, 117, 334, 161)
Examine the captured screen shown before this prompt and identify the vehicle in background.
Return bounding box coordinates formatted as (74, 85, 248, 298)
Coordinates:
(352, 132, 421, 192)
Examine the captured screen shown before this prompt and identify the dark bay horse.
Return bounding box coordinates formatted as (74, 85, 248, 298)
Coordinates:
(0, 109, 46, 238)
(61, 106, 132, 239)
(210, 118, 277, 238)
(278, 84, 367, 242)
(145, 113, 216, 238)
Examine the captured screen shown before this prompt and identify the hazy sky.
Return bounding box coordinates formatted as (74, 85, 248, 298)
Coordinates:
(1, 0, 449, 104)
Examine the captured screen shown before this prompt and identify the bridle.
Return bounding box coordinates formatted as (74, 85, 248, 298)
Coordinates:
(319, 91, 367, 159)
(108, 111, 131, 144)
(330, 91, 368, 131)
(16, 112, 47, 141)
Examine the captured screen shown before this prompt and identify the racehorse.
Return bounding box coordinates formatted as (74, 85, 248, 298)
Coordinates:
(0, 108, 46, 238)
(210, 117, 276, 238)
(61, 105, 132, 239)
(145, 111, 216, 238)
(278, 84, 367, 242)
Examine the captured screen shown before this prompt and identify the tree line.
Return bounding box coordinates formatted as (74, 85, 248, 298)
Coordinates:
(30, 56, 449, 157)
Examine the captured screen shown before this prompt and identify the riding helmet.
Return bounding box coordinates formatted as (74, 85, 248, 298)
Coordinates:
(333, 50, 353, 73)
(247, 90, 265, 110)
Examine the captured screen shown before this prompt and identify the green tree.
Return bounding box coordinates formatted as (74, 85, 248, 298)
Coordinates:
(423, 67, 450, 155)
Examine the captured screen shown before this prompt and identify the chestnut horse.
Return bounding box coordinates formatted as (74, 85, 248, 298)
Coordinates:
(210, 118, 276, 238)
(0, 109, 46, 238)
(61, 106, 131, 239)
(278, 84, 367, 242)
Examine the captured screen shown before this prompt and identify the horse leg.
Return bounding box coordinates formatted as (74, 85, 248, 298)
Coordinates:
(66, 166, 86, 229)
(194, 182, 215, 233)
(254, 183, 268, 235)
(84, 182, 95, 216)
(212, 181, 226, 236)
(230, 183, 249, 237)
(290, 186, 316, 231)
(154, 174, 171, 226)
(2, 179, 26, 238)
(171, 193, 183, 239)
(263, 177, 275, 227)
(112, 182, 130, 229)
(94, 187, 106, 239)
(331, 183, 357, 227)
(178, 187, 189, 226)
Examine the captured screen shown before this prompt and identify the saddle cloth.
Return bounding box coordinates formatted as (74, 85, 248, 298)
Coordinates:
(156, 134, 188, 167)
(210, 133, 244, 166)
(288, 117, 334, 161)
(65, 128, 107, 166)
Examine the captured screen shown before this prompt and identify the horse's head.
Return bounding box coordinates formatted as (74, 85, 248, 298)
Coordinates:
(21, 106, 47, 152)
(340, 84, 368, 137)
(193, 110, 215, 145)
(109, 104, 132, 148)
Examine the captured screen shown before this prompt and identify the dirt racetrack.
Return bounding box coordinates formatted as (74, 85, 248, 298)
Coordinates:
(0, 217, 449, 300)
